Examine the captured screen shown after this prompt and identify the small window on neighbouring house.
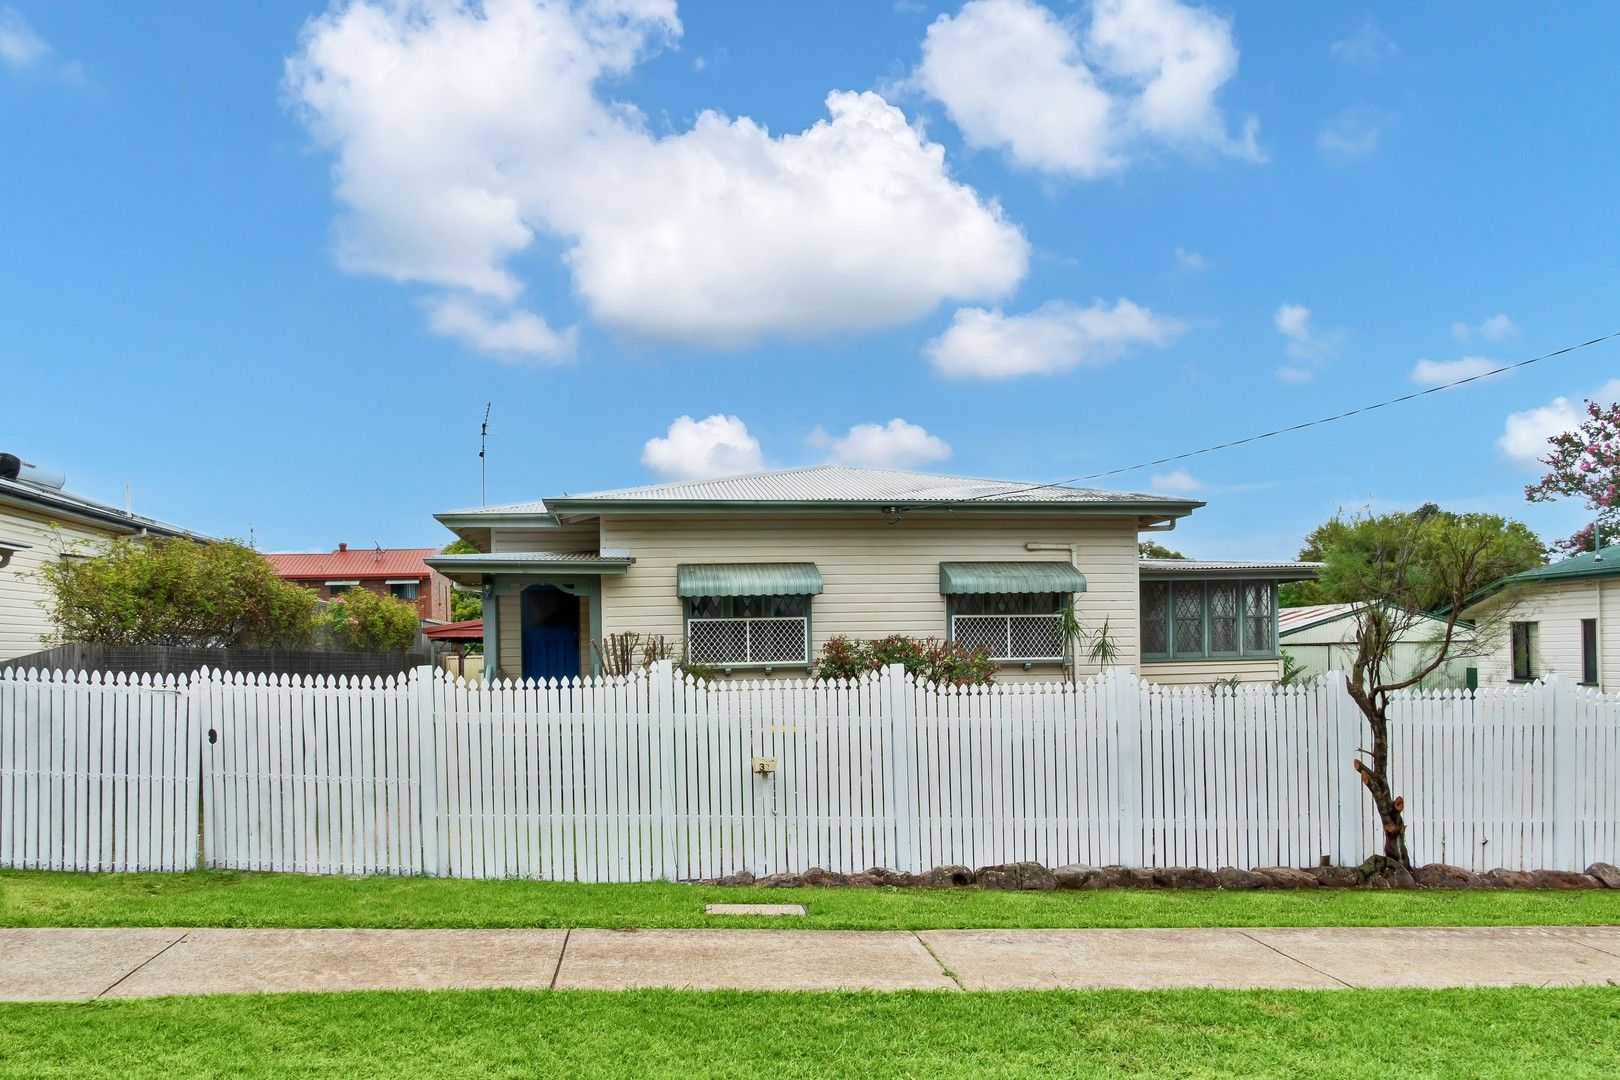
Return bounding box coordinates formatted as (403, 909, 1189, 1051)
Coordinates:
(389, 581, 421, 601)
(325, 581, 356, 596)
(1510, 622, 1537, 680)
(1581, 619, 1598, 685)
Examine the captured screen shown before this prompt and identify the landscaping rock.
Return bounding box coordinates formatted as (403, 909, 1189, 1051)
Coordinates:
(1412, 863, 1484, 889)
(1151, 866, 1218, 889)
(1359, 856, 1415, 889)
(1310, 866, 1366, 888)
(1053, 864, 1099, 890)
(1254, 867, 1319, 889)
(864, 867, 916, 888)
(1528, 869, 1600, 890)
(715, 870, 756, 887)
(917, 864, 974, 888)
(799, 867, 848, 888)
(1482, 868, 1535, 889)
(1216, 866, 1268, 890)
(1583, 862, 1620, 889)
(974, 861, 1058, 891)
(755, 873, 803, 889)
(1080, 865, 1135, 889)
(843, 872, 882, 888)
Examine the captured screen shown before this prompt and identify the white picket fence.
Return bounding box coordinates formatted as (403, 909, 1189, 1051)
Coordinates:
(2, 664, 1616, 879)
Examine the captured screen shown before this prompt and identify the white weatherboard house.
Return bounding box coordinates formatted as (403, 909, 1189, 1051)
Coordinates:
(0, 453, 204, 663)
(1461, 543, 1620, 690)
(428, 465, 1317, 685)
(1278, 603, 1472, 688)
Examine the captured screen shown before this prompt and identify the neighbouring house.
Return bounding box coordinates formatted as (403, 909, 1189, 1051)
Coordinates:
(264, 544, 453, 623)
(1279, 602, 1472, 687)
(1460, 543, 1620, 690)
(0, 452, 206, 662)
(426, 465, 1318, 685)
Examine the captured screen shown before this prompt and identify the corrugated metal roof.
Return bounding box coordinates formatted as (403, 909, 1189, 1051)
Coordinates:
(676, 563, 824, 598)
(265, 547, 439, 580)
(427, 551, 632, 566)
(0, 475, 205, 540)
(1140, 558, 1322, 581)
(1278, 603, 1361, 634)
(939, 561, 1087, 595)
(566, 465, 1186, 506)
(1506, 544, 1620, 585)
(422, 619, 483, 641)
(437, 466, 1202, 519)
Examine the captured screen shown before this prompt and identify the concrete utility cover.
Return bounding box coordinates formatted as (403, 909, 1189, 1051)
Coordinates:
(703, 903, 807, 916)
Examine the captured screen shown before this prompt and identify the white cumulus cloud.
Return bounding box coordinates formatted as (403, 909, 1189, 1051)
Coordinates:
(1272, 302, 1343, 382)
(813, 419, 952, 468)
(1148, 469, 1202, 494)
(426, 297, 576, 362)
(1497, 379, 1620, 470)
(0, 7, 48, 70)
(642, 414, 765, 481)
(913, 0, 1261, 179)
(1452, 313, 1519, 344)
(1173, 246, 1208, 271)
(1409, 356, 1499, 387)
(925, 298, 1183, 379)
(286, 0, 1027, 356)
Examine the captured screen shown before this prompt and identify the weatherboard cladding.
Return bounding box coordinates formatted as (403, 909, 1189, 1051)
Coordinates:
(676, 563, 824, 598)
(938, 561, 1087, 595)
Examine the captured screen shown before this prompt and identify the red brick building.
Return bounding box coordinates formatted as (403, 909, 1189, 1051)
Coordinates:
(265, 544, 452, 623)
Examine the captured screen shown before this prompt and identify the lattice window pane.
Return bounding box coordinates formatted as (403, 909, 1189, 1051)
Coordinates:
(1243, 582, 1273, 654)
(689, 620, 746, 664)
(1141, 582, 1169, 655)
(1209, 583, 1239, 653)
(1173, 582, 1205, 657)
(1009, 616, 1062, 660)
(953, 616, 1005, 656)
(750, 619, 806, 663)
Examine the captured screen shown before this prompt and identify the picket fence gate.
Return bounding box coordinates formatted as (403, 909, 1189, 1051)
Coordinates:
(2, 664, 1617, 879)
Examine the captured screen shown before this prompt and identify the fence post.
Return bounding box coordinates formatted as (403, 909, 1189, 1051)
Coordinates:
(412, 666, 443, 876)
(1329, 671, 1364, 867)
(1109, 667, 1143, 867)
(883, 663, 918, 873)
(652, 659, 679, 880)
(1546, 674, 1579, 871)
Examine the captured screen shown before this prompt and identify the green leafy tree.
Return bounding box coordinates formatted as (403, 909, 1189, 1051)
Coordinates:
(441, 538, 484, 626)
(1321, 509, 1535, 870)
(40, 536, 319, 647)
(322, 587, 422, 652)
(1138, 540, 1187, 559)
(1279, 504, 1543, 608)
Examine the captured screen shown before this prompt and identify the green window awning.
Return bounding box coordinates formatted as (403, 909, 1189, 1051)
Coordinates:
(676, 562, 824, 598)
(939, 561, 1087, 595)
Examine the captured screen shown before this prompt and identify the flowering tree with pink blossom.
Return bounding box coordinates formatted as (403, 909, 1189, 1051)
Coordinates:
(1525, 398, 1620, 555)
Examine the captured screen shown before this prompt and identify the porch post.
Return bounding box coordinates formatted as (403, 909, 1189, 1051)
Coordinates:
(482, 580, 499, 685)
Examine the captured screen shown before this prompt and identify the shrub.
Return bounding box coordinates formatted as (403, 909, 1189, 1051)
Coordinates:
(41, 535, 319, 648)
(813, 634, 996, 686)
(321, 587, 421, 652)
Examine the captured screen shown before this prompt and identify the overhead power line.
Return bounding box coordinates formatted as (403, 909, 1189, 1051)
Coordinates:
(900, 328, 1620, 510)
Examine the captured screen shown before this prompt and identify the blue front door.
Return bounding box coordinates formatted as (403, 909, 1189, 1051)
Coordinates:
(521, 584, 581, 681)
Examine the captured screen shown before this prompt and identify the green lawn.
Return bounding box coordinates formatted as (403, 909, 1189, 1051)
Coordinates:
(3, 869, 1618, 930)
(2, 987, 1617, 1078)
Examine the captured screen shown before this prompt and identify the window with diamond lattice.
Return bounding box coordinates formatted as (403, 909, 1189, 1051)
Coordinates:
(1208, 583, 1240, 654)
(1173, 583, 1205, 656)
(948, 592, 1065, 662)
(1140, 578, 1280, 661)
(1141, 582, 1169, 655)
(685, 594, 810, 667)
(1242, 582, 1273, 653)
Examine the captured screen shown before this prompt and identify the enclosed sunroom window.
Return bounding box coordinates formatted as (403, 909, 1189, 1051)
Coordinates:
(1140, 579, 1279, 661)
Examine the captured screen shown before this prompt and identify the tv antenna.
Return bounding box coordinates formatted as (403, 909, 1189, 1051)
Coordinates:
(479, 402, 492, 505)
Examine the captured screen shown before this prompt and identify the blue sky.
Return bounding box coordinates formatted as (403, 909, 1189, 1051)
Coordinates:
(3, 1, 1617, 558)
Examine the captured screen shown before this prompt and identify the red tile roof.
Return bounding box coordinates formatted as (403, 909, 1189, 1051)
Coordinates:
(264, 546, 439, 581)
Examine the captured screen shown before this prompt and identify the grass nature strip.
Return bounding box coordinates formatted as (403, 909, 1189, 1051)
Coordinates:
(1, 986, 1618, 1079)
(3, 869, 1619, 930)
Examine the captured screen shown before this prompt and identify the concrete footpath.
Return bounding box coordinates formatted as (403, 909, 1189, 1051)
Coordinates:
(3, 926, 1619, 1001)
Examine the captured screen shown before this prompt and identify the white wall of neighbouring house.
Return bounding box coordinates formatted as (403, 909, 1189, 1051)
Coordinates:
(1280, 614, 1473, 688)
(595, 511, 1142, 681)
(0, 504, 120, 662)
(1469, 578, 1619, 690)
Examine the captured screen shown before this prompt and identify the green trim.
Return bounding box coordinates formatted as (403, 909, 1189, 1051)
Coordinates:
(676, 562, 824, 598)
(1141, 580, 1279, 662)
(939, 561, 1086, 595)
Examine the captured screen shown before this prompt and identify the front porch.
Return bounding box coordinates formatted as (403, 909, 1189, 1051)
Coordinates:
(424, 551, 633, 682)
